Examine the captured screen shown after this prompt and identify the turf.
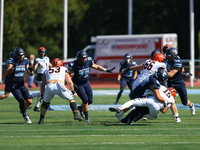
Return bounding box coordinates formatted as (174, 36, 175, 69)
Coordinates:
(0, 90, 200, 150)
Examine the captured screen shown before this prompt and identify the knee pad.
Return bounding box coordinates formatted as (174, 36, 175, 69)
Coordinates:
(41, 101, 50, 109)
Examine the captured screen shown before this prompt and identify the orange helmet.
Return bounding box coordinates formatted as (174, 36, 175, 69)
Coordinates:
(52, 58, 63, 67)
(168, 87, 177, 98)
(37, 47, 46, 57)
(162, 44, 172, 55)
(153, 53, 166, 62)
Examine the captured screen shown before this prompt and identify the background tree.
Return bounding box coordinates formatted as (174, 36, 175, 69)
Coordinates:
(2, 0, 200, 64)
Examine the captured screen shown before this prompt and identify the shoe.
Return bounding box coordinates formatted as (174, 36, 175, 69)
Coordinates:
(24, 115, 32, 123)
(28, 106, 33, 109)
(85, 118, 90, 122)
(74, 115, 83, 121)
(142, 116, 147, 121)
(34, 107, 40, 112)
(175, 117, 181, 123)
(38, 118, 44, 124)
(109, 107, 121, 113)
(190, 103, 195, 115)
(77, 106, 85, 118)
(115, 111, 124, 121)
(47, 106, 53, 110)
(133, 113, 143, 122)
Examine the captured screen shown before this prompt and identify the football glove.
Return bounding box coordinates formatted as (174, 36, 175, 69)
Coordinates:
(116, 79, 120, 84)
(28, 66, 33, 72)
(106, 67, 116, 73)
(183, 72, 192, 77)
(121, 68, 130, 74)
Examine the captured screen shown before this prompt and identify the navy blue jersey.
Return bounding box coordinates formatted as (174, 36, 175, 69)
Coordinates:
(130, 75, 161, 99)
(7, 57, 29, 85)
(167, 56, 184, 84)
(68, 57, 94, 85)
(119, 61, 137, 79)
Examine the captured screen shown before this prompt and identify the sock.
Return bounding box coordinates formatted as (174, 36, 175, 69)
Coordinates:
(84, 111, 89, 119)
(35, 97, 41, 108)
(70, 102, 78, 116)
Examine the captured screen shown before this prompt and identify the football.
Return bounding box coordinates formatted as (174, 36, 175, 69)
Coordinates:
(168, 87, 177, 98)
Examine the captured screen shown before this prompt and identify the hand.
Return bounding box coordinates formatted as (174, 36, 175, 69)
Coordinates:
(183, 72, 192, 77)
(116, 79, 120, 84)
(121, 68, 130, 74)
(106, 67, 116, 73)
(28, 66, 33, 72)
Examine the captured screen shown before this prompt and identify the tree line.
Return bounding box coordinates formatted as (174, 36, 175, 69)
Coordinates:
(2, 0, 200, 62)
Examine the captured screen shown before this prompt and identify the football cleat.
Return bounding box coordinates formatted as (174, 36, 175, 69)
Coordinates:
(190, 103, 195, 116)
(74, 115, 83, 121)
(175, 117, 181, 123)
(85, 118, 90, 122)
(77, 106, 85, 118)
(115, 111, 124, 121)
(38, 118, 44, 124)
(34, 106, 40, 112)
(24, 115, 32, 124)
(109, 107, 121, 113)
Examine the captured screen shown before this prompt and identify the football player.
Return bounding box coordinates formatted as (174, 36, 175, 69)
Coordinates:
(166, 48, 195, 115)
(32, 47, 52, 112)
(68, 50, 115, 122)
(120, 86, 180, 124)
(38, 58, 83, 124)
(115, 53, 138, 105)
(6, 48, 34, 123)
(0, 51, 14, 100)
(109, 69, 181, 124)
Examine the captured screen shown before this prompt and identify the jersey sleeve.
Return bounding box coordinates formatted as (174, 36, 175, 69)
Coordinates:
(150, 77, 161, 89)
(173, 59, 182, 68)
(88, 57, 94, 66)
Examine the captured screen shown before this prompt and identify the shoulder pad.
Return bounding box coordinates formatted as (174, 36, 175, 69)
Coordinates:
(87, 57, 93, 61)
(131, 61, 137, 65)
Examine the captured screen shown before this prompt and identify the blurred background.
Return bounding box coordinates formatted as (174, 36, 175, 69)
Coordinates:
(0, 0, 200, 81)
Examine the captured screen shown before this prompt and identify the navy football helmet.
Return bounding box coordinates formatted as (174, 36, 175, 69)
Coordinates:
(150, 50, 160, 60)
(14, 47, 25, 62)
(8, 51, 14, 58)
(166, 48, 178, 60)
(154, 69, 168, 85)
(77, 50, 88, 64)
(124, 53, 132, 63)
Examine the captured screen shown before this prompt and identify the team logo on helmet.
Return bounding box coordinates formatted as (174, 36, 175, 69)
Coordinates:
(77, 50, 88, 64)
(153, 53, 166, 62)
(52, 58, 63, 67)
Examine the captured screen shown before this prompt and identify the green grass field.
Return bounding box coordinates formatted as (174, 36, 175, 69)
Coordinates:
(0, 89, 200, 150)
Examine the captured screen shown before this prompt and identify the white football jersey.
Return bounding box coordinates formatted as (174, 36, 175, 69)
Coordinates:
(35, 56, 50, 74)
(44, 66, 68, 83)
(132, 59, 166, 91)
